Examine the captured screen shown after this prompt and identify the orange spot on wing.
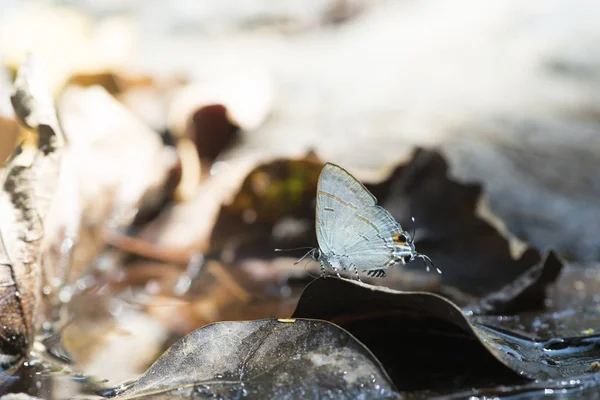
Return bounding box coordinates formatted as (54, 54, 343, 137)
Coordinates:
(393, 233, 406, 245)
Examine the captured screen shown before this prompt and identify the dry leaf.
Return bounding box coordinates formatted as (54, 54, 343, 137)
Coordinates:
(42, 85, 180, 285)
(0, 55, 64, 373)
(0, 117, 19, 165)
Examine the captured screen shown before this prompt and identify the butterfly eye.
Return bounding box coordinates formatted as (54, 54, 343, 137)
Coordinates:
(393, 233, 409, 246)
(312, 248, 322, 261)
(401, 255, 412, 264)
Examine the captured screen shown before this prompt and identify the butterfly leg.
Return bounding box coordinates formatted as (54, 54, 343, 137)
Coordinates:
(331, 266, 342, 278)
(367, 269, 386, 278)
(349, 265, 361, 282)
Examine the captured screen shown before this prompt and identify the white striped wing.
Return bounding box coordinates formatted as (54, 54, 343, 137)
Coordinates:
(315, 163, 414, 270)
(316, 163, 375, 253)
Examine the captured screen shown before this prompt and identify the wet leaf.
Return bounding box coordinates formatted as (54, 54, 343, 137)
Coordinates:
(108, 318, 400, 400)
(475, 263, 600, 342)
(465, 251, 564, 315)
(293, 278, 525, 393)
(430, 373, 600, 399)
(292, 271, 595, 395)
(0, 55, 65, 373)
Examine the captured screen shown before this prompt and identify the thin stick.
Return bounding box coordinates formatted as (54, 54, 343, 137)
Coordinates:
(207, 262, 251, 302)
(104, 229, 193, 266)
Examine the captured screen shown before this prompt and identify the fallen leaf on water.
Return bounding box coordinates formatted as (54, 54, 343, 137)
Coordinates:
(107, 319, 400, 400)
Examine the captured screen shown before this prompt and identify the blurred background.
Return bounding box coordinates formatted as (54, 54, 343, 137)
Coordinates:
(2, 0, 600, 394)
(1, 1, 600, 259)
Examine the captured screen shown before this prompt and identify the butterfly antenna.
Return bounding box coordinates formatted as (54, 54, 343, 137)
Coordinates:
(416, 252, 441, 274)
(291, 248, 316, 265)
(275, 246, 315, 252)
(410, 216, 417, 243)
(275, 247, 320, 278)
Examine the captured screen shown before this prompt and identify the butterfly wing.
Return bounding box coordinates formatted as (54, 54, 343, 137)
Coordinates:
(341, 205, 415, 271)
(315, 163, 376, 253)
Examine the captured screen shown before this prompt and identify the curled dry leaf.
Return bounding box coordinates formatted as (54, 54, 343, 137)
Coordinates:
(365, 148, 542, 297)
(0, 55, 64, 372)
(108, 319, 400, 400)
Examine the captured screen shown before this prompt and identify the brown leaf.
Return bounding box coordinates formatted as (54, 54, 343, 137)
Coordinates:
(0, 55, 65, 372)
(0, 118, 19, 165)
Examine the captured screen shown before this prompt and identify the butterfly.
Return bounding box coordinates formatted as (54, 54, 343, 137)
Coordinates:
(301, 162, 436, 280)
